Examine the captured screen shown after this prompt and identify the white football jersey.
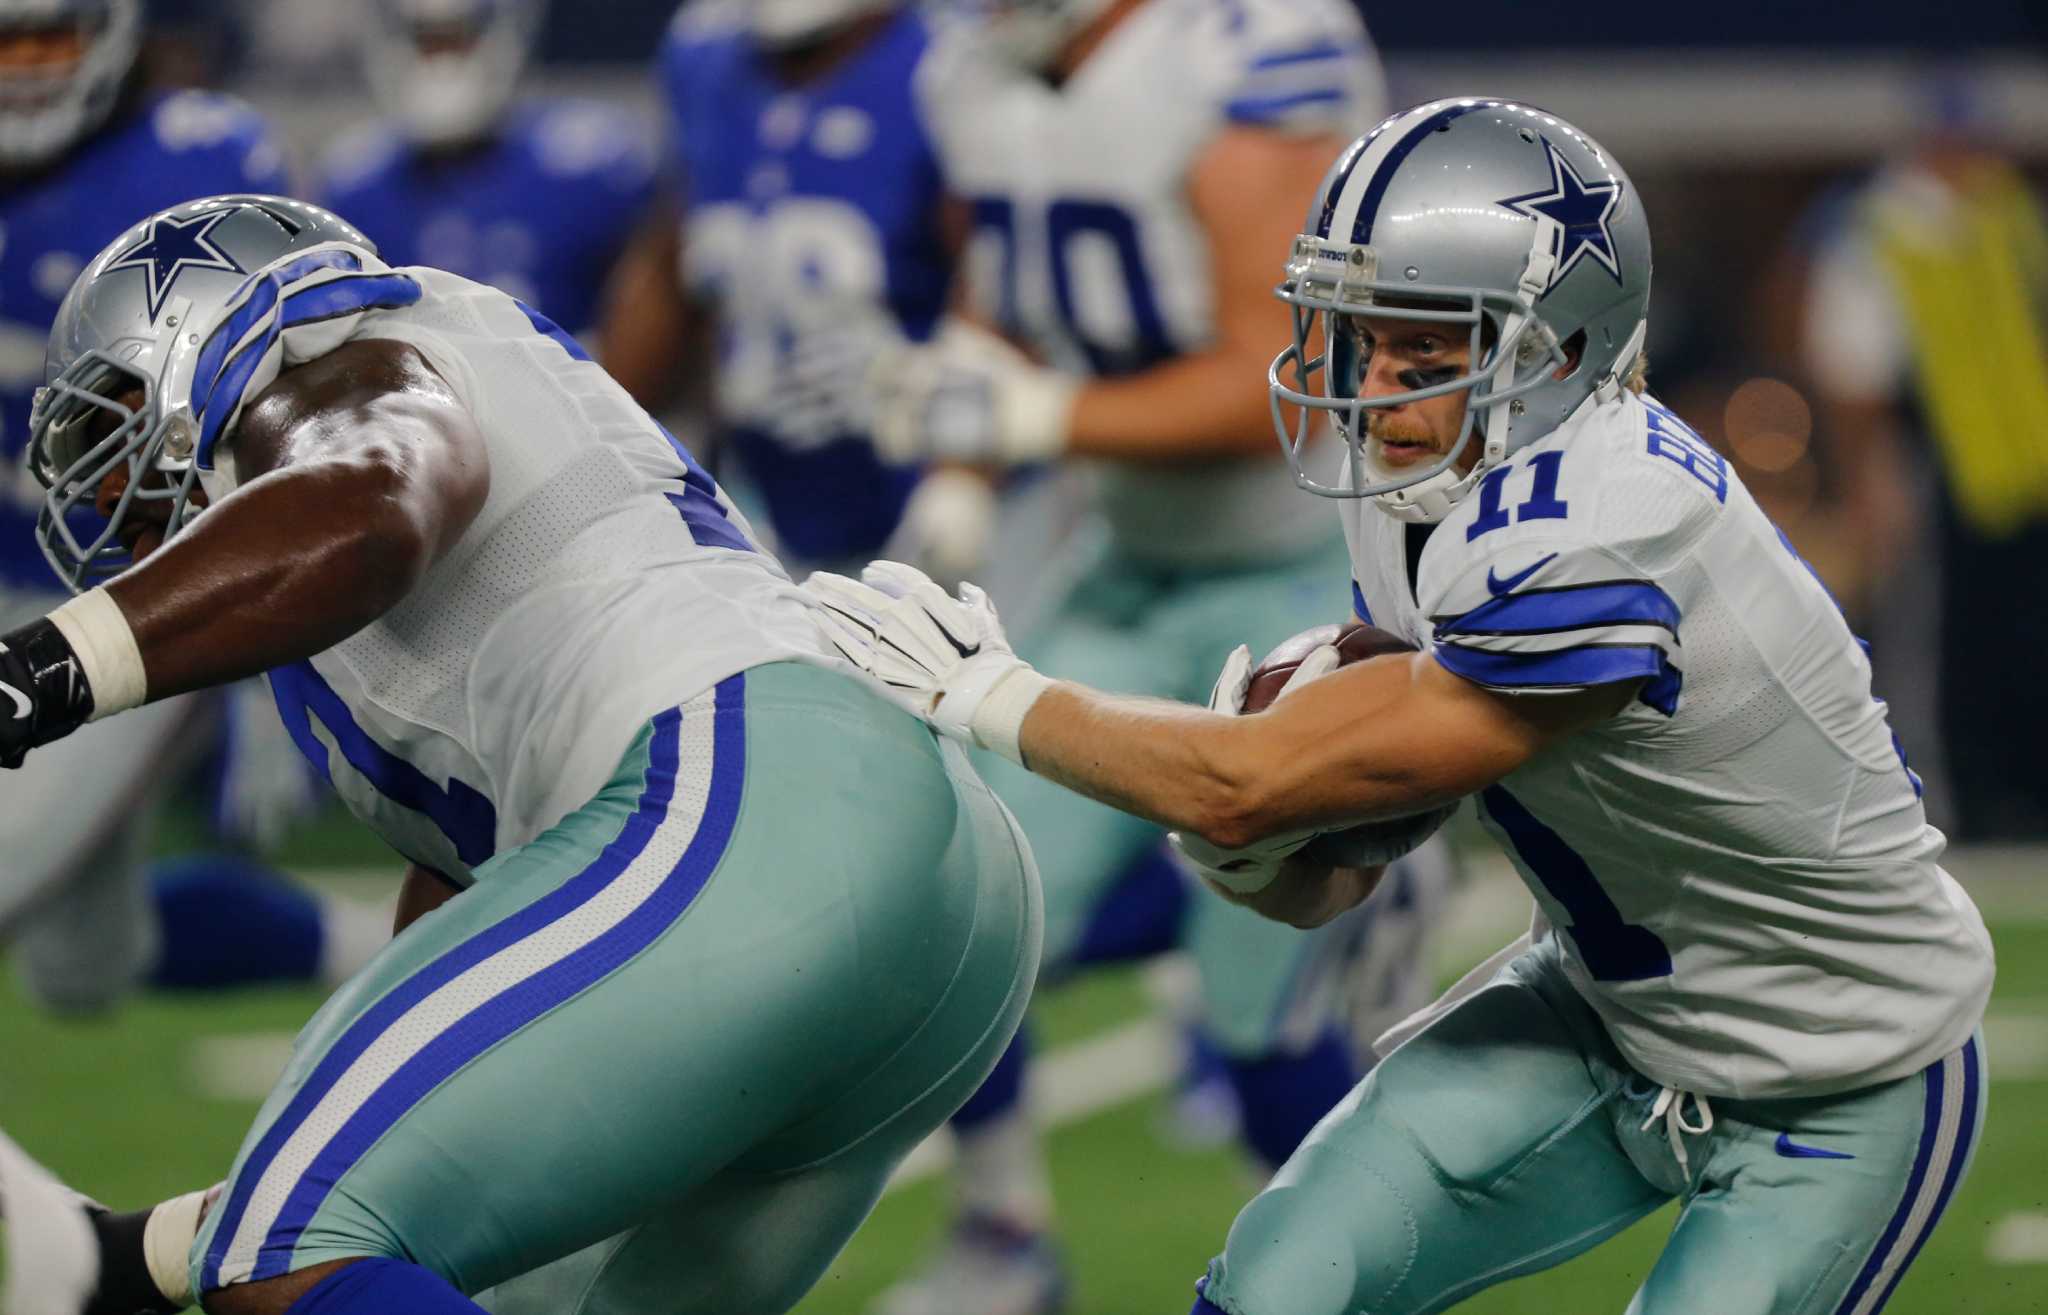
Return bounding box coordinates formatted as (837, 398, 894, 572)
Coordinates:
(921, 0, 1383, 566)
(201, 269, 837, 882)
(1343, 390, 1993, 1100)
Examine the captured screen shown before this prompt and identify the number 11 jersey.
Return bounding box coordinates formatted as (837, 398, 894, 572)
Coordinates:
(1344, 389, 1993, 1100)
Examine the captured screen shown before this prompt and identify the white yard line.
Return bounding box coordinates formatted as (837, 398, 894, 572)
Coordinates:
(1987, 1213, 2048, 1266)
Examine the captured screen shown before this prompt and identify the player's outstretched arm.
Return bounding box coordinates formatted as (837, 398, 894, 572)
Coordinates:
(99, 339, 489, 703)
(1021, 654, 1628, 849)
(807, 561, 1631, 848)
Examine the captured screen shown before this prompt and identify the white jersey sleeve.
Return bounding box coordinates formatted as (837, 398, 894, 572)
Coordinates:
(1187, 0, 1386, 137)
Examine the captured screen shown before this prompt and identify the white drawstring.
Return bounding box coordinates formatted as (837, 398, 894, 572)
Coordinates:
(1641, 1086, 1715, 1177)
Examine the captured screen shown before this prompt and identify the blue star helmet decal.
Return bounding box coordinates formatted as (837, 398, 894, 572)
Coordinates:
(1498, 136, 1624, 295)
(106, 207, 246, 322)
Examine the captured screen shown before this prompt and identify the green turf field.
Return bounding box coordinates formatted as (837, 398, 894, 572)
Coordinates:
(2, 833, 2042, 1314)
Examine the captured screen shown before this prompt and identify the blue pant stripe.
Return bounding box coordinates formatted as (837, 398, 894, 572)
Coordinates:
(1867, 1037, 1983, 1313)
(201, 677, 747, 1291)
(1833, 1045, 1954, 1314)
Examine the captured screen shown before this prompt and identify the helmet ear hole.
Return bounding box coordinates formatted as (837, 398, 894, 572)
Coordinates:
(1554, 329, 1588, 381)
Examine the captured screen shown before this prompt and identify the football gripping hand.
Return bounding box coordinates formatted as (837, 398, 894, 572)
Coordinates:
(1169, 642, 1338, 894)
(867, 320, 1079, 467)
(805, 561, 1053, 766)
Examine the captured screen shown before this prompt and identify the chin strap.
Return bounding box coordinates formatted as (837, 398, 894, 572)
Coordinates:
(1596, 318, 1650, 403)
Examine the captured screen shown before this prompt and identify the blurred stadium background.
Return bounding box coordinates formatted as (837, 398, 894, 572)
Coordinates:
(4, 1, 2046, 1312)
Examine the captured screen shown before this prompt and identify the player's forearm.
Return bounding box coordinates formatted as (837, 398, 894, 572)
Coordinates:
(1017, 683, 1249, 839)
(1062, 344, 1283, 463)
(105, 460, 448, 700)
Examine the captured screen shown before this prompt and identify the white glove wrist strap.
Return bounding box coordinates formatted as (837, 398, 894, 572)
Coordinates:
(969, 666, 1054, 767)
(47, 587, 146, 720)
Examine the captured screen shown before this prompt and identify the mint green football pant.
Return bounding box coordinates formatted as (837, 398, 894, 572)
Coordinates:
(1197, 936, 1988, 1315)
(190, 662, 1041, 1313)
(981, 526, 1360, 1054)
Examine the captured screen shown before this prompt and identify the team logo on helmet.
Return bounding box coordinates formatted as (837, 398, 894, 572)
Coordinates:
(105, 208, 247, 323)
(1497, 137, 1624, 294)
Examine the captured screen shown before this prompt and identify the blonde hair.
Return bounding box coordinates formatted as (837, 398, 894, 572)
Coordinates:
(1624, 351, 1649, 396)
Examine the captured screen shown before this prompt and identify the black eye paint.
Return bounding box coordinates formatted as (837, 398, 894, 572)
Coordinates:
(1397, 366, 1459, 390)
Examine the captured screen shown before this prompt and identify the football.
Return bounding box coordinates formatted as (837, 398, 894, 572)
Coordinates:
(1241, 620, 1418, 713)
(1239, 621, 1458, 868)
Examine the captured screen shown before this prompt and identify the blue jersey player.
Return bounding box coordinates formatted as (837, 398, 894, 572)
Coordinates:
(0, 0, 387, 1010)
(601, 0, 971, 573)
(315, 0, 657, 339)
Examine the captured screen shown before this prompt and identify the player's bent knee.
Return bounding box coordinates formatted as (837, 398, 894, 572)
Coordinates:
(1205, 1168, 1417, 1315)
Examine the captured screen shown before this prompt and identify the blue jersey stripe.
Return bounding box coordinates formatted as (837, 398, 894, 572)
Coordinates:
(1351, 580, 1373, 624)
(1248, 40, 1355, 70)
(202, 677, 746, 1290)
(1228, 88, 1347, 124)
(192, 250, 363, 408)
(1435, 579, 1680, 640)
(267, 662, 498, 868)
(1434, 641, 1682, 715)
(194, 271, 424, 468)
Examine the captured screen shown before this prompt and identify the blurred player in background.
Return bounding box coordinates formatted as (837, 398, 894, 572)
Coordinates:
(315, 0, 656, 343)
(812, 97, 1994, 1315)
(600, 0, 986, 580)
(1800, 97, 2048, 841)
(841, 3, 1401, 1312)
(0, 0, 383, 1012)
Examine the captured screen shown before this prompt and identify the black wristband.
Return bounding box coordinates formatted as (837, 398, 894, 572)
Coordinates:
(0, 616, 95, 767)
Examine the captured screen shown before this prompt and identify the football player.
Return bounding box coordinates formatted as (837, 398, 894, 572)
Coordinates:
(809, 99, 1994, 1314)
(849, 3, 1395, 1310)
(0, 193, 1038, 1315)
(598, 0, 983, 579)
(0, 0, 384, 1011)
(315, 0, 656, 341)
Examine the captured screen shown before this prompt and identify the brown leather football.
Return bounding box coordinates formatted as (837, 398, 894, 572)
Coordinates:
(1236, 620, 1453, 869)
(1242, 621, 1416, 712)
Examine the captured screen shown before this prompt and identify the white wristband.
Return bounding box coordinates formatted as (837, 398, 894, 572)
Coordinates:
(143, 1186, 213, 1307)
(969, 667, 1054, 768)
(996, 367, 1079, 465)
(47, 588, 146, 720)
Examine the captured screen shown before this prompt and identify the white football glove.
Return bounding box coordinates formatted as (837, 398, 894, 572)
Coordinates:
(805, 560, 1052, 765)
(868, 319, 1078, 467)
(1168, 642, 1342, 894)
(779, 299, 901, 449)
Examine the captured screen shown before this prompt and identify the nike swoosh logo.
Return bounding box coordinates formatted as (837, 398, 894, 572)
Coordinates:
(1775, 1132, 1855, 1160)
(0, 678, 29, 720)
(1486, 552, 1558, 598)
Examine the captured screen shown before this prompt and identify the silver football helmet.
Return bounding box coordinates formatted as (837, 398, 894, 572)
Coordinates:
(1271, 98, 1652, 523)
(363, 0, 541, 148)
(29, 195, 378, 591)
(935, 0, 1115, 70)
(751, 0, 894, 48)
(0, 0, 141, 168)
